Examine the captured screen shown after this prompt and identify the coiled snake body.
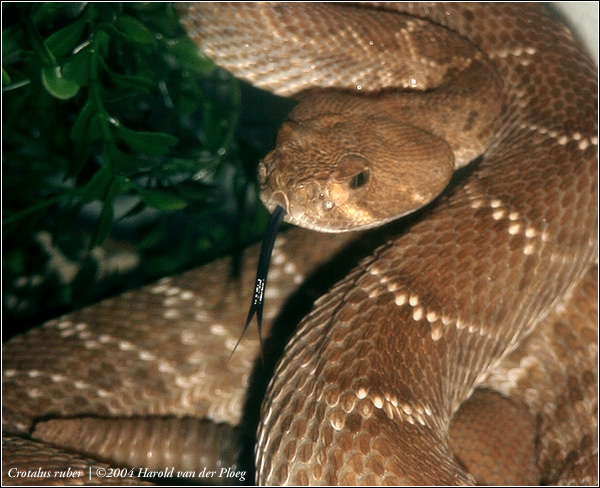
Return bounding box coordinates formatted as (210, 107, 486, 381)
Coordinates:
(2, 3, 598, 486)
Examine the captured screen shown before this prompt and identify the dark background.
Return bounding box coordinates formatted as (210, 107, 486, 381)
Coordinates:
(2, 3, 295, 339)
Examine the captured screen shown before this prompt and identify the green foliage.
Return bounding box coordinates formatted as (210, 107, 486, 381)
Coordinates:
(2, 3, 269, 335)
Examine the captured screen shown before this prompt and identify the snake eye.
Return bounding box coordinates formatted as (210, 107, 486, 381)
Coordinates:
(349, 169, 370, 189)
(337, 154, 370, 190)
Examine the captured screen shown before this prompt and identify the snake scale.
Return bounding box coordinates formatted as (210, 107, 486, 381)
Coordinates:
(2, 2, 598, 486)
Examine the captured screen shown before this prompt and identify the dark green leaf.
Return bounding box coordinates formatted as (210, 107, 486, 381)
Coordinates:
(70, 98, 97, 141)
(89, 176, 131, 248)
(32, 3, 69, 26)
(81, 165, 112, 203)
(126, 3, 168, 14)
(174, 181, 217, 202)
(90, 198, 114, 248)
(168, 38, 215, 74)
(115, 124, 178, 156)
(2, 78, 31, 92)
(61, 48, 90, 86)
(106, 70, 154, 93)
(2, 68, 11, 85)
(94, 29, 111, 58)
(136, 187, 188, 211)
(2, 26, 25, 65)
(66, 139, 91, 179)
(109, 145, 143, 176)
(65, 3, 88, 18)
(27, 15, 57, 67)
(41, 65, 80, 99)
(114, 15, 156, 46)
(45, 17, 88, 57)
(137, 217, 168, 250)
(111, 175, 133, 195)
(94, 3, 122, 23)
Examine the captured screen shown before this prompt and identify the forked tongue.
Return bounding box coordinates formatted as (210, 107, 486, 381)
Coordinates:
(230, 205, 286, 361)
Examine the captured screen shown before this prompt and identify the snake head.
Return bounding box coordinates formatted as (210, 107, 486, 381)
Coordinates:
(258, 93, 455, 232)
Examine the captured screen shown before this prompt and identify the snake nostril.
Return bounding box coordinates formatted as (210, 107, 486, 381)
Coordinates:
(323, 200, 335, 211)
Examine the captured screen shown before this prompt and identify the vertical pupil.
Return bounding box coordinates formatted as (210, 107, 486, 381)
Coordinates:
(350, 170, 368, 189)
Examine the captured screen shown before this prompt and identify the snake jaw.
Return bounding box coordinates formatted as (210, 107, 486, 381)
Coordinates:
(261, 176, 356, 232)
(260, 181, 309, 228)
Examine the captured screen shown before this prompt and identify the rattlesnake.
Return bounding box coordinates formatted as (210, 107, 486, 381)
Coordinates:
(3, 3, 597, 485)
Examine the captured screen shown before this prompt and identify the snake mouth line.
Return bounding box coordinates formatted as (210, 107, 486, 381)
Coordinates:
(262, 191, 325, 232)
(263, 193, 388, 233)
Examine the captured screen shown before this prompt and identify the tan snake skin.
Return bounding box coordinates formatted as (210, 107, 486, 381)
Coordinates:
(2, 2, 598, 486)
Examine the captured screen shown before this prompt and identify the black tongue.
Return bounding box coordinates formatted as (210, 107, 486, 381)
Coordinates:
(230, 205, 286, 360)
